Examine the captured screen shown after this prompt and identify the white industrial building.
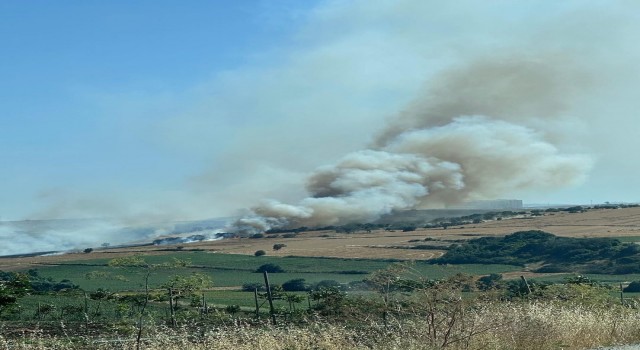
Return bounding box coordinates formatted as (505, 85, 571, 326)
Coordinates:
(447, 199, 523, 210)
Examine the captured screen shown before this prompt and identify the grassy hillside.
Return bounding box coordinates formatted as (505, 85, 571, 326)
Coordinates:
(435, 230, 640, 274)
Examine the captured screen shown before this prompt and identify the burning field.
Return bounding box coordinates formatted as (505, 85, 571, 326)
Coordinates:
(233, 57, 593, 235)
(3, 206, 640, 270)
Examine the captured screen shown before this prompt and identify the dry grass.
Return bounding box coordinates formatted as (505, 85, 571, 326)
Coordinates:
(2, 207, 640, 270)
(2, 301, 640, 349)
(178, 206, 640, 260)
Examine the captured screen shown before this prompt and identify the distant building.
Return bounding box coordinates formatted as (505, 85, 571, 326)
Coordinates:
(447, 199, 523, 210)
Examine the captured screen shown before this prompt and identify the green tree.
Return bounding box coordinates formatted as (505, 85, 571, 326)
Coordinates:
(282, 292, 306, 312)
(365, 263, 410, 325)
(108, 255, 192, 350)
(313, 280, 342, 290)
(310, 287, 346, 316)
(0, 272, 30, 315)
(163, 273, 213, 303)
(255, 263, 285, 273)
(282, 278, 308, 292)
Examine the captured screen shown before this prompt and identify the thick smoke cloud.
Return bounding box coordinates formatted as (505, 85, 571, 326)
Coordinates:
(375, 57, 588, 146)
(234, 57, 593, 233)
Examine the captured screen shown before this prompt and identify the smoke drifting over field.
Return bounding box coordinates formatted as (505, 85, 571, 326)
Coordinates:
(234, 57, 593, 233)
(0, 218, 228, 256)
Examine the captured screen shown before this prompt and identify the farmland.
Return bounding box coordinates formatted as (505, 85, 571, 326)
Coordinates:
(3, 206, 640, 349)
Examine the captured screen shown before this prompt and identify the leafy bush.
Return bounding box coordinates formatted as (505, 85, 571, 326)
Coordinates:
(255, 263, 285, 273)
(242, 282, 265, 292)
(564, 206, 585, 213)
(225, 304, 241, 314)
(273, 243, 287, 251)
(623, 281, 640, 292)
(31, 279, 78, 292)
(477, 273, 503, 291)
(282, 278, 309, 291)
(0, 271, 30, 310)
(254, 250, 266, 256)
(313, 280, 343, 290)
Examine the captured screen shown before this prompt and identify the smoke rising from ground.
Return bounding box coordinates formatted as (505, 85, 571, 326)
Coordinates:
(234, 57, 593, 233)
(0, 218, 228, 256)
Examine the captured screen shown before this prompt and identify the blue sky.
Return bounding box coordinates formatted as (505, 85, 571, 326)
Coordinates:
(0, 1, 319, 220)
(1, 0, 639, 222)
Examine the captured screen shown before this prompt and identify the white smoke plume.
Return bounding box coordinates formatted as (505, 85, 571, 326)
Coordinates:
(234, 57, 593, 233)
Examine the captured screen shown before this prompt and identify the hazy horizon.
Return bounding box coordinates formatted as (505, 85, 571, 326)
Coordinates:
(1, 1, 639, 251)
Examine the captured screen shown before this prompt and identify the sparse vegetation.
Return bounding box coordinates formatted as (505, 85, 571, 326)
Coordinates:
(3, 272, 640, 349)
(3, 207, 640, 349)
(273, 243, 287, 250)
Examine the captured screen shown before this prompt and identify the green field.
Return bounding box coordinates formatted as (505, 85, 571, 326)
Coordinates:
(26, 252, 522, 291)
(11, 249, 640, 319)
(6, 246, 640, 350)
(609, 236, 640, 242)
(0, 253, 521, 326)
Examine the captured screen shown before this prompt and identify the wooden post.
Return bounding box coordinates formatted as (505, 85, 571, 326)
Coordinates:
(620, 282, 624, 305)
(254, 288, 260, 319)
(520, 276, 532, 295)
(83, 292, 89, 334)
(200, 292, 207, 317)
(168, 288, 176, 327)
(383, 293, 388, 328)
(263, 271, 277, 325)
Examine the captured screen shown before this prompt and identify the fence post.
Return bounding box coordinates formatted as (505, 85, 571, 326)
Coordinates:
(520, 276, 532, 295)
(200, 292, 208, 317)
(254, 288, 260, 319)
(83, 292, 90, 335)
(263, 271, 277, 325)
(168, 288, 176, 327)
(620, 282, 624, 305)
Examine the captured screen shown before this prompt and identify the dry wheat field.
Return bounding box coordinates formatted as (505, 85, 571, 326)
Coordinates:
(3, 207, 638, 270)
